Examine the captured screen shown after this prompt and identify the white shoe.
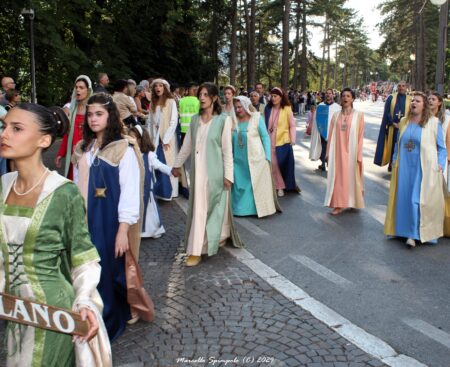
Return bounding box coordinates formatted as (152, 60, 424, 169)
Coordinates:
(277, 189, 285, 197)
(406, 238, 416, 248)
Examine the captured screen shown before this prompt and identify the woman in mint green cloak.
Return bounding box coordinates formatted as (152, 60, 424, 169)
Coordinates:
(0, 104, 110, 367)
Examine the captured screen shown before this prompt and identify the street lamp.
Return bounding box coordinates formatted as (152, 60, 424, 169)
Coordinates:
(430, 0, 447, 5)
(410, 54, 416, 61)
(267, 34, 278, 45)
(21, 8, 36, 103)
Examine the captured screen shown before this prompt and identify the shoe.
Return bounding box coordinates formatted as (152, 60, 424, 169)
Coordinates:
(186, 255, 202, 267)
(330, 208, 343, 216)
(277, 189, 285, 197)
(388, 164, 392, 172)
(318, 163, 326, 171)
(406, 238, 416, 248)
(127, 313, 139, 325)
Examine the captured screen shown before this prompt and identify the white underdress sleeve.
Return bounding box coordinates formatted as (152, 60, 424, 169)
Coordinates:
(118, 147, 141, 224)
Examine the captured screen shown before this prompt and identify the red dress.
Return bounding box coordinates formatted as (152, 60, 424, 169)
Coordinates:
(57, 113, 85, 179)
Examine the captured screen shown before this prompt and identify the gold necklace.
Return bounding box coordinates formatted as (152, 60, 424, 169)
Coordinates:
(341, 109, 353, 132)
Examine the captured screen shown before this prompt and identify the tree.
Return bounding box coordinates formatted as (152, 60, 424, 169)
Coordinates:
(281, 0, 291, 89)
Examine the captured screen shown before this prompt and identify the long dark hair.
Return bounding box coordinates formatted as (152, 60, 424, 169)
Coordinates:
(81, 93, 123, 151)
(429, 91, 446, 124)
(15, 103, 69, 151)
(150, 82, 174, 112)
(197, 82, 222, 115)
(128, 125, 155, 153)
(267, 87, 291, 109)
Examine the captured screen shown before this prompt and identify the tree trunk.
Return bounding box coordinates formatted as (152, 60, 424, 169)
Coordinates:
(211, 11, 219, 83)
(281, 0, 291, 89)
(293, 0, 301, 90)
(435, 0, 448, 94)
(230, 0, 238, 86)
(333, 38, 338, 90)
(325, 25, 331, 89)
(319, 16, 328, 92)
(414, 0, 426, 91)
(257, 18, 262, 82)
(247, 0, 256, 91)
(239, 2, 245, 88)
(300, 0, 307, 91)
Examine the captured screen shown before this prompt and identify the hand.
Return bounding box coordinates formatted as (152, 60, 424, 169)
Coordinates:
(393, 122, 399, 128)
(75, 307, 98, 343)
(115, 230, 129, 258)
(55, 156, 62, 168)
(172, 167, 181, 177)
(224, 178, 232, 190)
(163, 144, 170, 151)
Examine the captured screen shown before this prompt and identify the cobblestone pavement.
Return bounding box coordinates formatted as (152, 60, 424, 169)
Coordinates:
(112, 201, 387, 367)
(0, 144, 387, 367)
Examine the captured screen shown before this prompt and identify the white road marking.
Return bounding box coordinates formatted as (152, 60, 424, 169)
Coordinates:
(366, 205, 387, 226)
(403, 318, 450, 349)
(224, 247, 427, 367)
(290, 255, 353, 287)
(234, 217, 269, 236)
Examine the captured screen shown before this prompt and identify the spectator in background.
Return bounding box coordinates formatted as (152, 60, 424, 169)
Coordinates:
(0, 77, 16, 106)
(112, 79, 138, 126)
(250, 91, 265, 115)
(93, 72, 110, 94)
(4, 89, 21, 111)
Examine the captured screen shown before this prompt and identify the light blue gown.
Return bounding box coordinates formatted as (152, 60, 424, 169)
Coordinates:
(393, 123, 447, 242)
(232, 117, 271, 216)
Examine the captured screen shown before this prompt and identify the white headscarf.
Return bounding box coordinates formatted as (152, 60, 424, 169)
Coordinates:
(150, 78, 170, 91)
(232, 96, 256, 130)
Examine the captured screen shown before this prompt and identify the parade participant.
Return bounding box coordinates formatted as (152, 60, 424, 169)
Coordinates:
(112, 79, 138, 126)
(231, 96, 278, 217)
(172, 82, 243, 267)
(429, 92, 450, 236)
(128, 125, 171, 239)
(255, 82, 268, 105)
(374, 81, 411, 171)
(305, 104, 316, 136)
(147, 78, 179, 200)
(223, 85, 236, 115)
(324, 88, 365, 215)
(179, 83, 200, 144)
(72, 93, 143, 340)
(250, 91, 265, 115)
(385, 92, 446, 248)
(55, 75, 93, 179)
(309, 88, 341, 171)
(264, 87, 299, 197)
(0, 103, 111, 366)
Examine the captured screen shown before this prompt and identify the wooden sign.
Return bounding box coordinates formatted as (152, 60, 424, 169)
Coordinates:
(0, 292, 89, 336)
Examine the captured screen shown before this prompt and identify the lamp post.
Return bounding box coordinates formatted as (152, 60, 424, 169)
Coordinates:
(21, 8, 36, 103)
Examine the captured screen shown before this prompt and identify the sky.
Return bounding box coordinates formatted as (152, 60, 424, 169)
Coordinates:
(309, 0, 385, 57)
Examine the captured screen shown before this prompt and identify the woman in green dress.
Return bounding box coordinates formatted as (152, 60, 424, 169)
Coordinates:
(231, 96, 278, 217)
(0, 104, 110, 366)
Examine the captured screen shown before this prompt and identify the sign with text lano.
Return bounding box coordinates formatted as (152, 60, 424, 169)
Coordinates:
(0, 292, 89, 336)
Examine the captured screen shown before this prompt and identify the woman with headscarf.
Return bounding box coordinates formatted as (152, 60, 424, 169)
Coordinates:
(146, 78, 179, 200)
(231, 96, 278, 217)
(55, 75, 93, 179)
(264, 87, 299, 197)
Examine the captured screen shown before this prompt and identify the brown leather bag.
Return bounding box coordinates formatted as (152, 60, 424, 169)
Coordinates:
(125, 250, 155, 322)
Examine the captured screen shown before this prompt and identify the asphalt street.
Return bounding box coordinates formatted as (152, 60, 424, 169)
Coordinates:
(234, 100, 450, 367)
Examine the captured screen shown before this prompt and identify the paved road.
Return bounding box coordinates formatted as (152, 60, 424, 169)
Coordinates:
(235, 100, 450, 367)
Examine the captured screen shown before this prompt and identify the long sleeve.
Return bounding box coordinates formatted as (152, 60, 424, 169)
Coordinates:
(325, 115, 335, 160)
(174, 125, 192, 167)
(392, 138, 399, 164)
(437, 123, 447, 170)
(57, 133, 69, 157)
(289, 109, 296, 144)
(358, 113, 365, 163)
(118, 147, 141, 224)
(258, 116, 271, 162)
(446, 124, 450, 162)
(222, 116, 234, 182)
(148, 151, 172, 176)
(383, 95, 393, 126)
(162, 100, 178, 144)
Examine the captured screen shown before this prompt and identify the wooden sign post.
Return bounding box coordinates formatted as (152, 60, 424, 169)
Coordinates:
(0, 292, 89, 336)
